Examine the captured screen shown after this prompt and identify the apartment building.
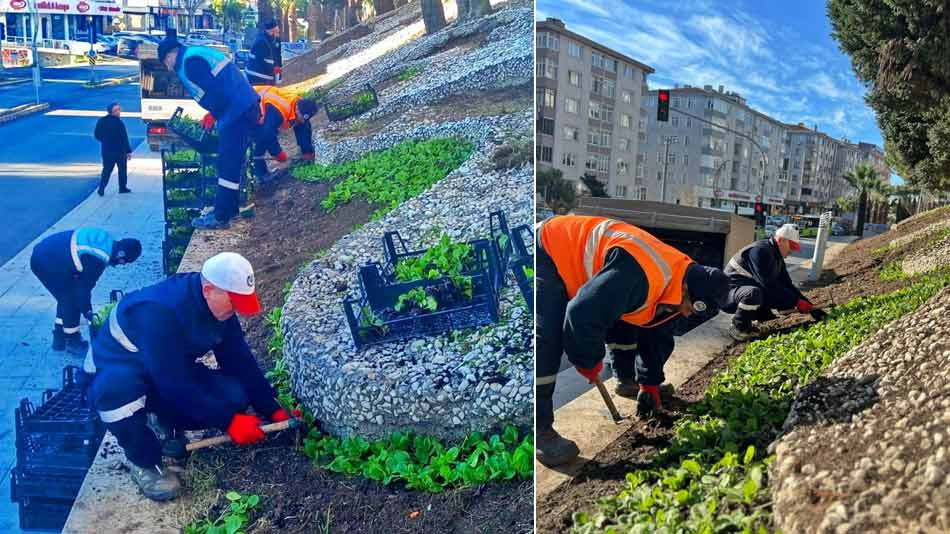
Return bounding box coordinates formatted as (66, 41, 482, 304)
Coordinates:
(640, 85, 789, 215)
(535, 18, 654, 199)
(783, 124, 840, 214)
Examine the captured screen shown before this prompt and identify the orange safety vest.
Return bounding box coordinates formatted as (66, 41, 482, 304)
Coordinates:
(255, 86, 298, 129)
(539, 215, 694, 326)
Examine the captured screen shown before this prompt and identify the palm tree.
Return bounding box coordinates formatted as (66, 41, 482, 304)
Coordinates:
(842, 164, 882, 236)
(867, 178, 893, 224)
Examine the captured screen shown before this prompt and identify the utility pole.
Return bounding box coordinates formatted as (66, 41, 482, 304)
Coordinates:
(29, 0, 40, 104)
(661, 135, 677, 203)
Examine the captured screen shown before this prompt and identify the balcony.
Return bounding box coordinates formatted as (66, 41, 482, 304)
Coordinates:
(701, 146, 724, 156)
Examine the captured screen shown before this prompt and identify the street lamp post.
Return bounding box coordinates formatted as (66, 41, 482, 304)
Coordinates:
(29, 0, 41, 104)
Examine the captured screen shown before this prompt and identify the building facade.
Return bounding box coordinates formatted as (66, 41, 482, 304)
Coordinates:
(1, 0, 121, 46)
(536, 18, 654, 200)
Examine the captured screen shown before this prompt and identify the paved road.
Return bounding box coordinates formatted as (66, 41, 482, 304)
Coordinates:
(0, 64, 144, 265)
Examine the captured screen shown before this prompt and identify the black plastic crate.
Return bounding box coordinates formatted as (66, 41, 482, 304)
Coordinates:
(326, 84, 379, 122)
(161, 149, 201, 172)
(16, 496, 73, 531)
(167, 107, 219, 153)
(11, 467, 84, 501)
(508, 224, 534, 312)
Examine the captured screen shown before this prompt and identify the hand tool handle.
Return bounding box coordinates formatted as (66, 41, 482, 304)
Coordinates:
(185, 419, 297, 451)
(593, 378, 622, 422)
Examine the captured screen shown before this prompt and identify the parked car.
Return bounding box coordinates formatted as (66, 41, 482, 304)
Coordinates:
(96, 35, 118, 54)
(765, 224, 778, 238)
(832, 224, 848, 236)
(185, 32, 221, 46)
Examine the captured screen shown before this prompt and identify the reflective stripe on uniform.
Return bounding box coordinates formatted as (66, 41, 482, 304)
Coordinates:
(264, 58, 274, 64)
(83, 346, 96, 373)
(727, 257, 756, 280)
(776, 308, 796, 315)
(69, 231, 83, 271)
(737, 302, 760, 311)
(109, 306, 139, 352)
(62, 325, 80, 334)
(218, 178, 240, 190)
(98, 395, 146, 423)
(245, 69, 274, 80)
(607, 343, 638, 351)
(55, 318, 63, 325)
(536, 374, 557, 386)
(582, 219, 613, 279)
(192, 86, 206, 100)
(210, 57, 230, 76)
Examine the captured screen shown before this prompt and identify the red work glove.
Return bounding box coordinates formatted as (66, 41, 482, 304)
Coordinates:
(300, 152, 315, 161)
(796, 298, 813, 313)
(200, 113, 215, 131)
(273, 66, 283, 76)
(275, 151, 288, 163)
(227, 414, 265, 445)
(575, 361, 604, 384)
(270, 407, 302, 422)
(640, 385, 662, 410)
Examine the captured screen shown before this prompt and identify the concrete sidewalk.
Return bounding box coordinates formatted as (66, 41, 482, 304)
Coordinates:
(0, 143, 164, 533)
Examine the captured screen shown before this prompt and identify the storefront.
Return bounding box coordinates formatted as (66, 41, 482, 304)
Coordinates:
(0, 0, 121, 43)
(694, 186, 786, 216)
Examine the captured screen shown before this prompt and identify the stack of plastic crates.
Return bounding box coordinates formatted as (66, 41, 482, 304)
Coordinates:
(11, 366, 105, 531)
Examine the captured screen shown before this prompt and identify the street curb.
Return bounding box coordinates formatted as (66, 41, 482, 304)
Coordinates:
(0, 102, 50, 124)
(0, 77, 29, 87)
(83, 74, 140, 89)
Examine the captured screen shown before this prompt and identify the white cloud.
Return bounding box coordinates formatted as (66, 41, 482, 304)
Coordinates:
(560, 0, 610, 18)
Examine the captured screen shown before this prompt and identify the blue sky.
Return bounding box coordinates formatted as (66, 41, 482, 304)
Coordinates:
(536, 0, 897, 180)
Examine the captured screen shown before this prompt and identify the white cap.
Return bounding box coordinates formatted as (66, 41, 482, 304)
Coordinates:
(774, 224, 801, 250)
(201, 252, 261, 315)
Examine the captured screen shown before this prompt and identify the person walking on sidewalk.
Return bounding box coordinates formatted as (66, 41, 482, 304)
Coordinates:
(252, 85, 319, 183)
(30, 227, 141, 356)
(94, 102, 133, 196)
(158, 36, 261, 230)
(723, 223, 827, 341)
(87, 252, 298, 501)
(245, 20, 282, 86)
(534, 215, 729, 467)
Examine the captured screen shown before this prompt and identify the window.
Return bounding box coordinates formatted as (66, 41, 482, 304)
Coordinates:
(671, 116, 680, 128)
(686, 118, 692, 128)
(537, 58, 557, 80)
(624, 65, 634, 78)
(687, 97, 694, 109)
(615, 184, 628, 198)
(619, 138, 629, 151)
(537, 117, 555, 135)
(668, 154, 677, 164)
(656, 151, 662, 164)
(537, 145, 553, 162)
(542, 88, 556, 108)
(617, 159, 628, 175)
(568, 41, 581, 57)
(562, 152, 577, 167)
(638, 119, 645, 131)
(636, 162, 644, 178)
(537, 32, 559, 50)
(683, 154, 688, 166)
(565, 97, 578, 114)
(672, 96, 681, 108)
(568, 70, 581, 87)
(588, 102, 614, 123)
(638, 132, 646, 142)
(621, 114, 632, 128)
(563, 126, 578, 141)
(622, 90, 632, 104)
(588, 129, 611, 147)
(592, 76, 615, 98)
(591, 51, 618, 73)
(639, 187, 648, 200)
(657, 170, 662, 180)
(684, 136, 689, 146)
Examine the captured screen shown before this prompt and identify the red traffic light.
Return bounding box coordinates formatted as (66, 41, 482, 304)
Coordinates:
(659, 90, 669, 102)
(754, 203, 763, 213)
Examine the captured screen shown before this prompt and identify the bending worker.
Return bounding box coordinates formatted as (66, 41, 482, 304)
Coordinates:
(252, 85, 319, 182)
(158, 36, 261, 230)
(30, 227, 141, 356)
(88, 252, 296, 501)
(723, 223, 826, 341)
(535, 215, 729, 467)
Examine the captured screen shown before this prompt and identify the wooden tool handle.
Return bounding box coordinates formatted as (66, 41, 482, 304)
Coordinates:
(593, 378, 623, 423)
(185, 419, 296, 452)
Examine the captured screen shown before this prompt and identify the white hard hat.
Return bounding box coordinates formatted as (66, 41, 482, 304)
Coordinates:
(774, 224, 801, 251)
(200, 252, 261, 315)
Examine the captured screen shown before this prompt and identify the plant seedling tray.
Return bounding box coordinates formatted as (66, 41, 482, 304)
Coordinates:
(325, 84, 379, 122)
(10, 467, 84, 501)
(15, 496, 73, 531)
(508, 223, 534, 312)
(168, 107, 219, 154)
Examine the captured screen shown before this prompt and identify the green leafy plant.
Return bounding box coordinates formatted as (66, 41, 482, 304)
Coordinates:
(395, 287, 438, 313)
(880, 261, 906, 281)
(800, 227, 818, 238)
(522, 265, 534, 278)
(167, 189, 198, 202)
(184, 491, 260, 534)
(574, 270, 950, 532)
(397, 66, 422, 82)
(169, 225, 194, 241)
(292, 138, 473, 219)
(165, 149, 198, 164)
(91, 302, 116, 328)
(394, 234, 475, 299)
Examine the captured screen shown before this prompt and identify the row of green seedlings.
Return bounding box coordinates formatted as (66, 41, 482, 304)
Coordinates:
(291, 137, 474, 221)
(185, 491, 260, 534)
(264, 306, 534, 492)
(573, 268, 950, 533)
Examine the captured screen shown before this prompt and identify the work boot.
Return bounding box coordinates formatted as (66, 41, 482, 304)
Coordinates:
(119, 187, 132, 194)
(536, 428, 580, 468)
(728, 324, 760, 342)
(51, 327, 66, 351)
(129, 464, 182, 501)
(191, 212, 231, 230)
(615, 377, 639, 398)
(162, 429, 189, 460)
(636, 385, 662, 418)
(64, 333, 89, 357)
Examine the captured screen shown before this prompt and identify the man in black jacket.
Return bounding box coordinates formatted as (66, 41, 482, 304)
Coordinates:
(246, 20, 282, 86)
(94, 102, 133, 196)
(723, 224, 826, 340)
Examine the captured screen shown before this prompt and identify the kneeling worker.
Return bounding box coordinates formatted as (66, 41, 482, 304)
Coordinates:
(252, 85, 319, 182)
(88, 252, 295, 501)
(30, 227, 141, 355)
(535, 215, 729, 467)
(724, 223, 826, 341)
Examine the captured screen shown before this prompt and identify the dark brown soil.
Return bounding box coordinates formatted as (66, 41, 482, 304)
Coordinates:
(536, 208, 950, 533)
(189, 433, 533, 534)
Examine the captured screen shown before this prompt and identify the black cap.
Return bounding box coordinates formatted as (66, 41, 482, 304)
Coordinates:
(263, 20, 278, 30)
(112, 238, 142, 265)
(685, 264, 729, 309)
(157, 37, 181, 63)
(297, 99, 319, 119)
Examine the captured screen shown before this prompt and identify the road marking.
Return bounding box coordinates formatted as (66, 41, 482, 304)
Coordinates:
(46, 109, 142, 118)
(42, 79, 88, 84)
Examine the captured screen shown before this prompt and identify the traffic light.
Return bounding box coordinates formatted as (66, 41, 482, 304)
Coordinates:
(754, 203, 765, 227)
(657, 89, 670, 122)
(754, 203, 763, 213)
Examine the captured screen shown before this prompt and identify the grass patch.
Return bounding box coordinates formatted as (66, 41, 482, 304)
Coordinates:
(292, 138, 473, 220)
(799, 227, 818, 238)
(879, 261, 906, 281)
(574, 271, 950, 533)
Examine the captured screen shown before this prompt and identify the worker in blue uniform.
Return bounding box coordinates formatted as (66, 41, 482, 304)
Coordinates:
(29, 227, 141, 356)
(87, 252, 297, 501)
(158, 37, 261, 230)
(245, 20, 282, 86)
